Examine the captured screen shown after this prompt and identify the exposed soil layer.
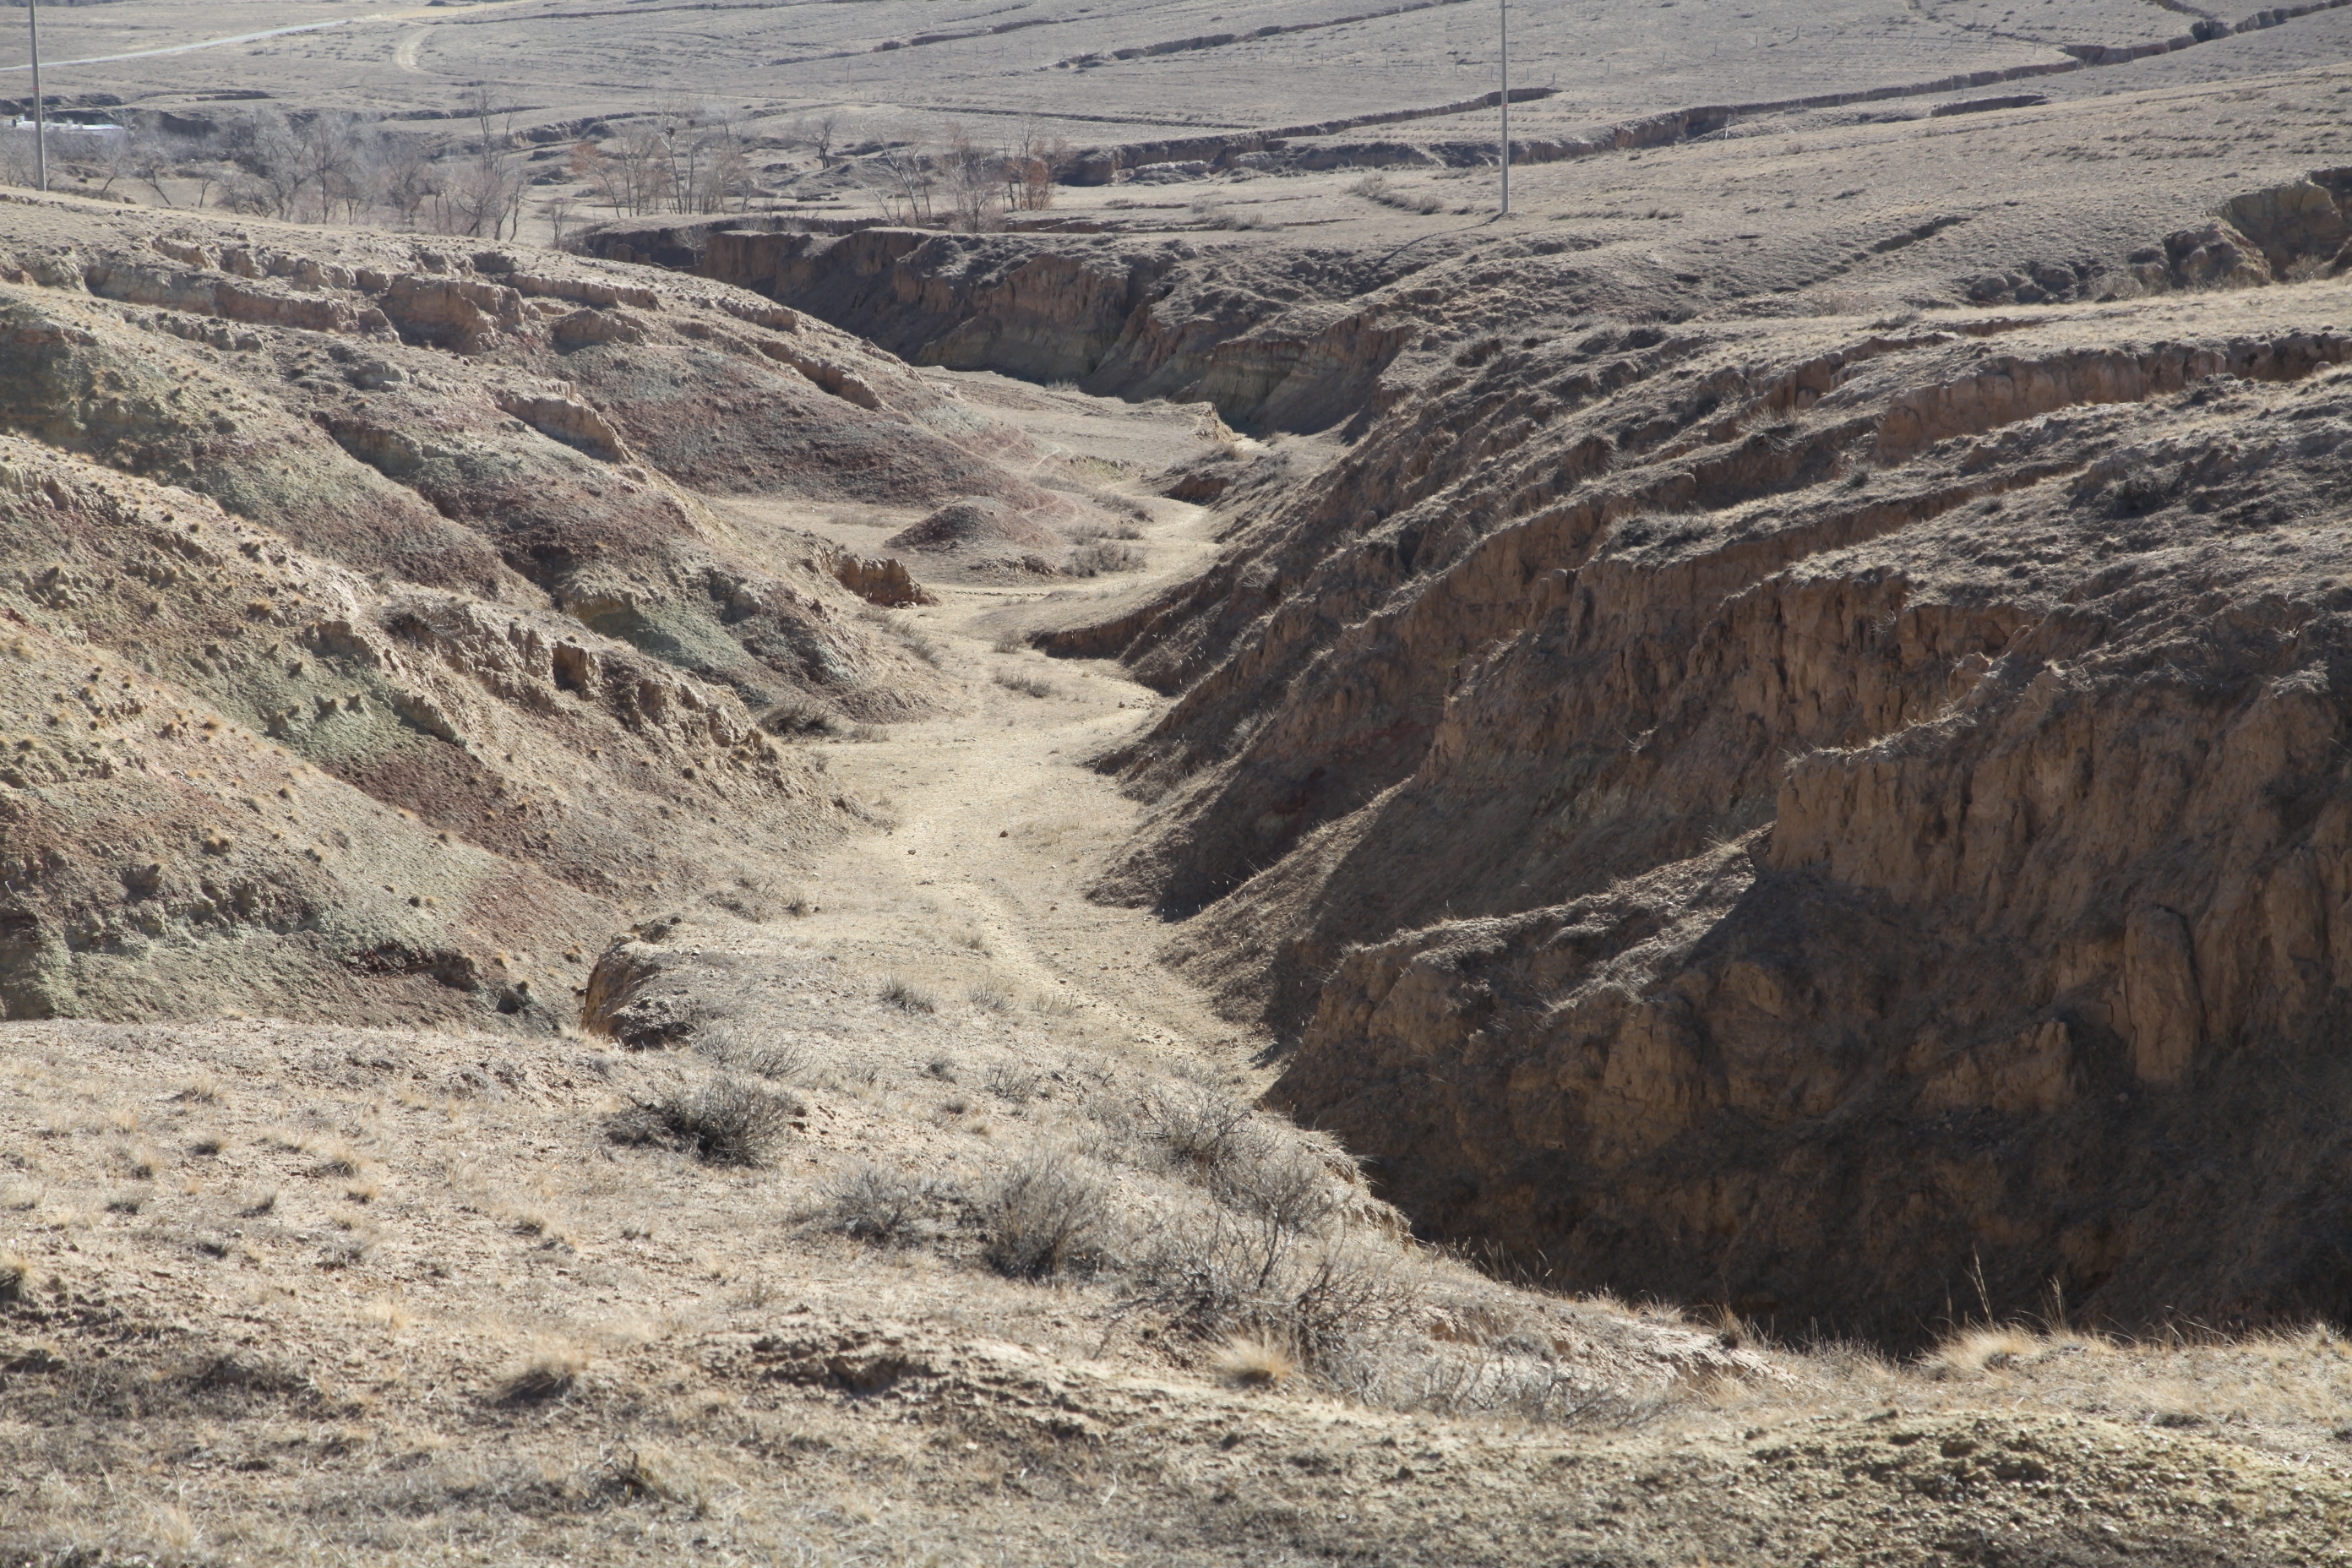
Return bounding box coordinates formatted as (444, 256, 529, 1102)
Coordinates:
(1030, 211, 2352, 1338)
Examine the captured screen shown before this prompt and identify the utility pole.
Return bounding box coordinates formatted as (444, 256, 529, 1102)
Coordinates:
(26, 0, 46, 193)
(1495, 0, 1514, 217)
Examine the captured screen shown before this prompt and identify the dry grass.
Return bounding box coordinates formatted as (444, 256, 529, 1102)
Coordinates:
(3, 1015, 2349, 1562)
(1211, 1332, 1298, 1387)
(501, 1341, 589, 1404)
(879, 977, 938, 1013)
(994, 671, 1059, 700)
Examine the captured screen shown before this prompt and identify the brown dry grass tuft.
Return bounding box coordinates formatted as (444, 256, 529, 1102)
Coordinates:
(500, 1341, 589, 1404)
(879, 977, 938, 1013)
(1211, 1333, 1298, 1388)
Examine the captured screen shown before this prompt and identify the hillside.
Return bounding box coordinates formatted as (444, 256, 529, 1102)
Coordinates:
(9, 10, 2352, 1563)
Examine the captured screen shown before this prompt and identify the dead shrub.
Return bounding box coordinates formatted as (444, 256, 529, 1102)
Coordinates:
(1064, 540, 1145, 577)
(696, 1023, 811, 1083)
(759, 693, 840, 736)
(994, 671, 1058, 700)
(1130, 1206, 1419, 1370)
(982, 1153, 1113, 1279)
(879, 977, 937, 1013)
(819, 1162, 939, 1245)
(0, 1250, 27, 1304)
(607, 1076, 800, 1167)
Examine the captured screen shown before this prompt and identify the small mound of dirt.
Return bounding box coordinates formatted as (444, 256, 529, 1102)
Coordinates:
(885, 498, 1061, 553)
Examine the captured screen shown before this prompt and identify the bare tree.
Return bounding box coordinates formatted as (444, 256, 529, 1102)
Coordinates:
(427, 85, 527, 237)
(862, 137, 935, 226)
(1004, 118, 1063, 212)
(376, 133, 434, 228)
(939, 122, 1002, 231)
(223, 110, 307, 219)
(94, 133, 133, 201)
(793, 110, 839, 167)
(571, 139, 627, 215)
(123, 125, 190, 208)
(688, 102, 759, 213)
(542, 191, 579, 247)
(292, 111, 366, 223)
(610, 122, 672, 215)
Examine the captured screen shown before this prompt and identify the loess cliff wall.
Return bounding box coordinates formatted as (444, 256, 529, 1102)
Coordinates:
(1051, 194, 2352, 1336)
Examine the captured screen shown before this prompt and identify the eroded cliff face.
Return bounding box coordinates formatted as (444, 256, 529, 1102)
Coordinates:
(1072, 253, 2352, 1333)
(695, 228, 1435, 433)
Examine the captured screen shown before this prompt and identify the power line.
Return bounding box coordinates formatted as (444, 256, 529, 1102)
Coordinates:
(28, 0, 46, 193)
(1497, 0, 1508, 215)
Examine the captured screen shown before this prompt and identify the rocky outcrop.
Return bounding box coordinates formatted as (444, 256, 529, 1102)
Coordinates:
(493, 388, 629, 461)
(2221, 172, 2352, 276)
(825, 550, 935, 608)
(381, 273, 526, 352)
(1968, 168, 2352, 306)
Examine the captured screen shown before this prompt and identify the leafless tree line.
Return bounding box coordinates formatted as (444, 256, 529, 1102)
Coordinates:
(0, 89, 534, 237)
(0, 92, 1072, 240)
(568, 96, 763, 218)
(859, 120, 1064, 231)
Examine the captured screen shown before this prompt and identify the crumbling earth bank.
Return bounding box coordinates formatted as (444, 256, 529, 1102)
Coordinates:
(1073, 270, 2352, 1337)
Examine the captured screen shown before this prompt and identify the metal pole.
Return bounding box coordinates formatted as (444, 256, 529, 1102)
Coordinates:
(27, 0, 45, 193)
(1497, 0, 1509, 215)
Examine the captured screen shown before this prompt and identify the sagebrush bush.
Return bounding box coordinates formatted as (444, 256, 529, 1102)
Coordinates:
(983, 1153, 1112, 1279)
(1144, 1084, 1253, 1176)
(1064, 540, 1145, 577)
(879, 977, 937, 1013)
(984, 1061, 1042, 1103)
(607, 1076, 800, 1167)
(697, 1023, 810, 1083)
(1141, 1086, 1348, 1233)
(1130, 1205, 1418, 1367)
(994, 672, 1057, 700)
(819, 1162, 938, 1245)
